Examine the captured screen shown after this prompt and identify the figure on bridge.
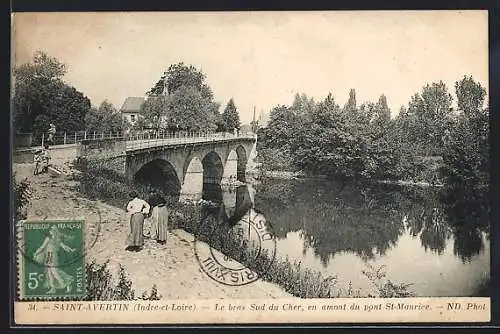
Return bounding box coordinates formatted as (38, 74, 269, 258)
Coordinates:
(47, 123, 56, 144)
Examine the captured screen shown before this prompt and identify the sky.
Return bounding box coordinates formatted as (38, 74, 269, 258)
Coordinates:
(12, 11, 488, 124)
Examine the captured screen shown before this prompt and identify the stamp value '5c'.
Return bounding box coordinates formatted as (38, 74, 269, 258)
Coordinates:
(17, 219, 86, 300)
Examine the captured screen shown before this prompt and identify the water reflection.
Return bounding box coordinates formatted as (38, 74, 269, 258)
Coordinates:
(196, 178, 489, 296)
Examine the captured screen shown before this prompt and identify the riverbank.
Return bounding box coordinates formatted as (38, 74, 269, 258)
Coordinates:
(257, 170, 445, 188)
(13, 163, 293, 299)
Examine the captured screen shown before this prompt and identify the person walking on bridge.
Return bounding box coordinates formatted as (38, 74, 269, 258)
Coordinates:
(47, 123, 56, 144)
(125, 191, 150, 252)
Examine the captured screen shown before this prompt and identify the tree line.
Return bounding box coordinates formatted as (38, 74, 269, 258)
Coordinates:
(257, 76, 489, 198)
(12, 51, 241, 137)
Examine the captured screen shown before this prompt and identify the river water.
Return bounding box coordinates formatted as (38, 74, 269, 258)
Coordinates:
(200, 177, 490, 297)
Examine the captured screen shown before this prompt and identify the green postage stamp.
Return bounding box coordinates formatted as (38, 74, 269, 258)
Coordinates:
(17, 219, 86, 300)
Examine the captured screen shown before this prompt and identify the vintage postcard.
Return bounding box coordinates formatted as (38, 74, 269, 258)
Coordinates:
(11, 10, 490, 325)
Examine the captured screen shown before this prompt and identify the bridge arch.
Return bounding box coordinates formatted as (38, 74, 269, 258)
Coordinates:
(222, 145, 248, 182)
(201, 151, 224, 202)
(180, 157, 203, 201)
(202, 151, 224, 185)
(235, 145, 248, 182)
(133, 158, 181, 201)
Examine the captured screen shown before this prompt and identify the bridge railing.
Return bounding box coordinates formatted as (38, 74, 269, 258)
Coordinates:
(14, 131, 124, 149)
(14, 130, 256, 150)
(123, 131, 256, 151)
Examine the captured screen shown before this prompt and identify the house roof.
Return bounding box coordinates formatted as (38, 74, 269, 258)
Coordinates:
(120, 97, 145, 113)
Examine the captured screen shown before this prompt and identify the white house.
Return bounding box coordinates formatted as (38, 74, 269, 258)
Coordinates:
(120, 96, 170, 130)
(120, 96, 145, 124)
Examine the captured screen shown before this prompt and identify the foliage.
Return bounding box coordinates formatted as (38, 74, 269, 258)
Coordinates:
(455, 75, 487, 119)
(259, 91, 398, 181)
(255, 148, 297, 173)
(13, 175, 31, 222)
(139, 96, 167, 131)
(441, 76, 489, 192)
(86, 260, 162, 301)
(393, 81, 453, 157)
(440, 76, 489, 243)
(14, 50, 66, 81)
(85, 100, 128, 134)
(165, 86, 219, 132)
(221, 98, 241, 131)
(343, 88, 357, 114)
(258, 76, 487, 191)
(362, 264, 415, 298)
(85, 260, 135, 300)
(139, 285, 162, 301)
(143, 62, 221, 132)
(12, 51, 91, 134)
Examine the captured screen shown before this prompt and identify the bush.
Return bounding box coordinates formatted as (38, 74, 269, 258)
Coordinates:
(139, 284, 162, 301)
(362, 264, 415, 298)
(85, 260, 135, 300)
(256, 148, 297, 173)
(73, 159, 177, 208)
(13, 175, 31, 222)
(85, 260, 161, 301)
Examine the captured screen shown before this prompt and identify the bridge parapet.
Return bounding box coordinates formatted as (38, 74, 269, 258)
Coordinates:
(77, 138, 127, 159)
(125, 134, 256, 153)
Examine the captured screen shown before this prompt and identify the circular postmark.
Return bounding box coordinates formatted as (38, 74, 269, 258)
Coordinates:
(194, 208, 276, 286)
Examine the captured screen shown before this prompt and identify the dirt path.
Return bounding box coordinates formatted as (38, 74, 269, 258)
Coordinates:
(13, 163, 293, 299)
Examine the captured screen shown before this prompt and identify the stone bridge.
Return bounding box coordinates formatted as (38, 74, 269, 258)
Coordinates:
(77, 133, 257, 201)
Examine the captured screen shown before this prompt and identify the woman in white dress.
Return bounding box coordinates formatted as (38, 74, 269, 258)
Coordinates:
(125, 191, 150, 252)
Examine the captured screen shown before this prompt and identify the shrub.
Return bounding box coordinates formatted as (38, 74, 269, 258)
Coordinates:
(139, 284, 162, 301)
(13, 175, 31, 222)
(85, 260, 135, 300)
(362, 264, 415, 298)
(85, 260, 161, 301)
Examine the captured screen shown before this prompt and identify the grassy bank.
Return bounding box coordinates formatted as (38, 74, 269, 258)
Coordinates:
(74, 160, 415, 298)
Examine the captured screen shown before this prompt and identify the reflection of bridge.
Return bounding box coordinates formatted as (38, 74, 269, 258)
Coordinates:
(77, 133, 257, 201)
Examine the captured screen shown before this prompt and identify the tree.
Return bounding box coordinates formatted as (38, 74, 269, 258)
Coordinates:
(442, 76, 488, 194)
(144, 62, 220, 132)
(140, 96, 168, 131)
(343, 89, 357, 114)
(221, 98, 240, 131)
(147, 62, 213, 99)
(85, 100, 128, 134)
(395, 81, 453, 156)
(165, 86, 219, 132)
(373, 95, 391, 125)
(455, 75, 487, 119)
(12, 51, 91, 134)
(14, 50, 66, 82)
